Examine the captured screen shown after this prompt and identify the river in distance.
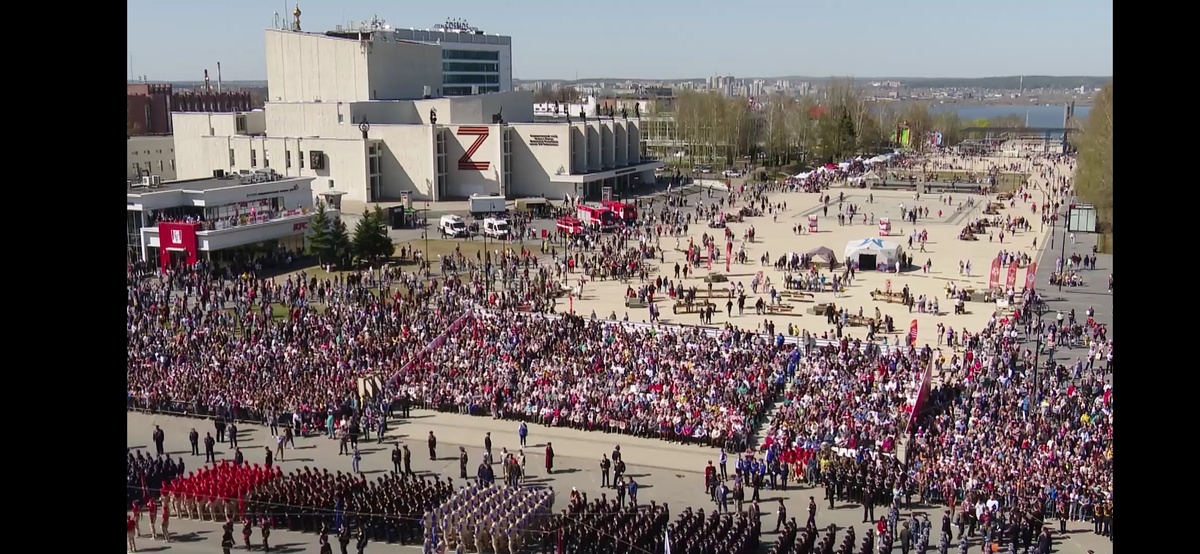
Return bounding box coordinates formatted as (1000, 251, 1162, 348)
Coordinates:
(931, 104, 1091, 128)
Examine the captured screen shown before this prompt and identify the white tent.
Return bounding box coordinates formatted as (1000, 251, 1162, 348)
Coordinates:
(794, 171, 811, 179)
(843, 238, 904, 271)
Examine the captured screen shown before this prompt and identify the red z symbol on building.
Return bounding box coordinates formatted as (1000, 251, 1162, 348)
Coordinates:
(457, 126, 490, 171)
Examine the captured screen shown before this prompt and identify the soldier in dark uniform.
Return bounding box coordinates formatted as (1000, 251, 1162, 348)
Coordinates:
(242, 518, 253, 549)
(220, 520, 235, 554)
(355, 525, 368, 554)
(319, 528, 334, 554)
(826, 475, 836, 509)
(261, 520, 271, 552)
(863, 482, 876, 522)
(338, 525, 351, 554)
(402, 445, 413, 475)
(428, 431, 437, 460)
(391, 445, 402, 474)
(459, 447, 469, 478)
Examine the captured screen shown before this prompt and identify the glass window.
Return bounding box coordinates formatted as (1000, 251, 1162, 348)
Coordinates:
(444, 74, 499, 85)
(251, 150, 257, 167)
(443, 62, 499, 73)
(442, 49, 499, 61)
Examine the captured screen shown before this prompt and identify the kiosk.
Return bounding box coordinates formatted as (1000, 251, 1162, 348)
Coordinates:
(878, 217, 892, 236)
(808, 214, 819, 233)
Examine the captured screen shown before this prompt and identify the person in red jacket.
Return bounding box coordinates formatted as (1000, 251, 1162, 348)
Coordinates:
(146, 497, 158, 539)
(161, 501, 171, 543)
(705, 461, 717, 499)
(126, 514, 138, 552)
(130, 501, 142, 538)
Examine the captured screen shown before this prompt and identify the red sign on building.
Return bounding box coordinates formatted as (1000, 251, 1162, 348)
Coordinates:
(158, 221, 202, 271)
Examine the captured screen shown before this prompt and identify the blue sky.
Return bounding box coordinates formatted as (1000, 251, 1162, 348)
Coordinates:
(127, 0, 1112, 81)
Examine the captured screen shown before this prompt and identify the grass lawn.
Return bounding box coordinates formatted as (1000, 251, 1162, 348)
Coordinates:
(397, 238, 510, 260)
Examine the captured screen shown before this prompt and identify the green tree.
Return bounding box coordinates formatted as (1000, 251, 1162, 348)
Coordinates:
(305, 200, 336, 264)
(1074, 82, 1113, 243)
(351, 208, 395, 265)
(370, 206, 396, 260)
(330, 218, 352, 266)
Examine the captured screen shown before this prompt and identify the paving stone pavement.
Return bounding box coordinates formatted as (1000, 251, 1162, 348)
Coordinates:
(125, 411, 1111, 554)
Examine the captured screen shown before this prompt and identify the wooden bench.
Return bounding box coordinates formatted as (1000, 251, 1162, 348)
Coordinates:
(870, 290, 906, 303)
(625, 298, 647, 309)
(673, 301, 715, 315)
(692, 289, 733, 299)
(779, 290, 815, 299)
(810, 303, 834, 316)
(764, 303, 798, 314)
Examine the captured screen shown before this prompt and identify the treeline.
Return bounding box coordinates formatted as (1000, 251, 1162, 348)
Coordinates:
(672, 81, 1021, 167)
(1072, 82, 1113, 244)
(899, 76, 1111, 89)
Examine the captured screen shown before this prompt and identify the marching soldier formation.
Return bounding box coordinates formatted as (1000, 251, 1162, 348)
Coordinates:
(127, 450, 184, 508)
(663, 507, 761, 554)
(245, 468, 454, 545)
(161, 461, 279, 523)
(538, 493, 671, 554)
(425, 482, 554, 553)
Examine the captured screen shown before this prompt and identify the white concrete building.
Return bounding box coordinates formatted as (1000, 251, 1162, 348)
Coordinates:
(126, 172, 321, 268)
(171, 25, 661, 206)
(128, 135, 177, 182)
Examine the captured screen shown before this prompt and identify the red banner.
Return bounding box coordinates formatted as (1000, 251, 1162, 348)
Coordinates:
(707, 245, 713, 270)
(726, 242, 732, 272)
(1005, 262, 1019, 289)
(905, 356, 936, 437)
(908, 319, 918, 346)
(1024, 262, 1038, 291)
(987, 258, 1002, 289)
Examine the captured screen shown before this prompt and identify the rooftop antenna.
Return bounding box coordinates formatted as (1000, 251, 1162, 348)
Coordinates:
(129, 54, 134, 82)
(204, 69, 211, 92)
(217, 62, 223, 93)
(274, 11, 280, 29)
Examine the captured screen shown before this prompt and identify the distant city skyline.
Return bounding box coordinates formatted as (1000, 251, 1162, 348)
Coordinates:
(127, 0, 1113, 82)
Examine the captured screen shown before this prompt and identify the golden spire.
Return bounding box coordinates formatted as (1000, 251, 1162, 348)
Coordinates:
(292, 4, 302, 31)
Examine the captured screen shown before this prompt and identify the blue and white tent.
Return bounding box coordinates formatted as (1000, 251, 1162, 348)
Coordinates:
(843, 238, 903, 270)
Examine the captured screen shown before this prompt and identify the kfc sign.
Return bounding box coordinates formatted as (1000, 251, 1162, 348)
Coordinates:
(293, 221, 309, 232)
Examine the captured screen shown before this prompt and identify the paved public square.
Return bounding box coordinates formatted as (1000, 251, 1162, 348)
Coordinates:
(125, 155, 1111, 554)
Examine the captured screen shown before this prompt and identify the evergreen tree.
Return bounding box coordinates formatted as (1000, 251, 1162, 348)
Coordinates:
(352, 208, 377, 265)
(305, 200, 336, 264)
(370, 206, 396, 261)
(331, 218, 352, 267)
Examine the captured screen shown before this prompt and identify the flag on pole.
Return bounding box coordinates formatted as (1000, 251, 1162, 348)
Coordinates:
(664, 528, 672, 554)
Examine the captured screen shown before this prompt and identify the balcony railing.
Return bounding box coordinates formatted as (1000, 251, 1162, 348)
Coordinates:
(201, 207, 311, 232)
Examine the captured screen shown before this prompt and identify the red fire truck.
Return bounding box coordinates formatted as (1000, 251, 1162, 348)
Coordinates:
(576, 205, 617, 232)
(556, 216, 585, 235)
(602, 200, 638, 223)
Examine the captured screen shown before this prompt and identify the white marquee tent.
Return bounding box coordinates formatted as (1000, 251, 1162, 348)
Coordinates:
(843, 238, 904, 270)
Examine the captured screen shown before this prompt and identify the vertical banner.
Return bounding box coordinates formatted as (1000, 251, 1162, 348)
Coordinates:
(157, 221, 202, 271)
(908, 319, 918, 346)
(726, 242, 732, 272)
(707, 244, 713, 270)
(1005, 262, 1019, 289)
(987, 258, 1002, 289)
(1024, 262, 1038, 291)
(905, 355, 936, 436)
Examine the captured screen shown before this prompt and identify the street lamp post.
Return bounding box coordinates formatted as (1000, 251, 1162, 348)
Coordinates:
(1030, 300, 1052, 404)
(1057, 204, 1073, 291)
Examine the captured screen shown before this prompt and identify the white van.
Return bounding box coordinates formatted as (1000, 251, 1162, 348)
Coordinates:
(440, 214, 469, 238)
(482, 217, 510, 239)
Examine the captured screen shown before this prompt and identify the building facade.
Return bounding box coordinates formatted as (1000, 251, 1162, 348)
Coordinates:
(128, 83, 254, 135)
(126, 173, 318, 268)
(172, 27, 659, 206)
(128, 135, 178, 181)
(386, 24, 512, 96)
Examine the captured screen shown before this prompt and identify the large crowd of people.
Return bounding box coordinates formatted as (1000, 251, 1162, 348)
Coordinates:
(391, 312, 792, 449)
(126, 150, 1110, 553)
